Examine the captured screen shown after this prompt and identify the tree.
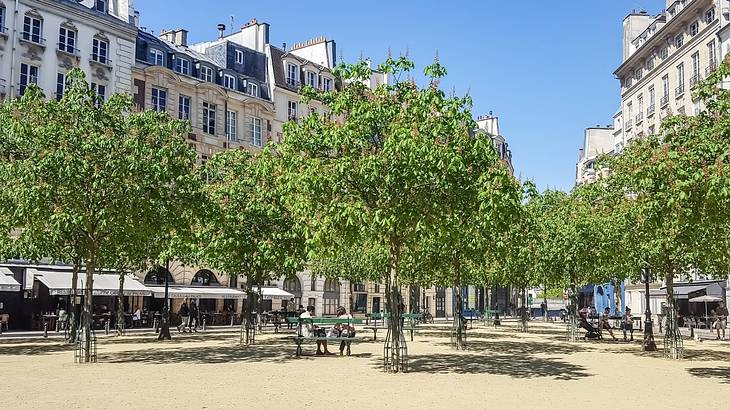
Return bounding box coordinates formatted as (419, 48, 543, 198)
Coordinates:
(0, 69, 196, 361)
(197, 148, 306, 345)
(280, 57, 506, 371)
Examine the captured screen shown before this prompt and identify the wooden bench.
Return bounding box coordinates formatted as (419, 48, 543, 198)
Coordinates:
(289, 317, 364, 356)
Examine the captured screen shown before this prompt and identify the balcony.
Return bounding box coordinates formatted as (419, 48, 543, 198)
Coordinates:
(646, 105, 655, 117)
(689, 73, 701, 86)
(660, 95, 669, 107)
(625, 119, 633, 130)
(19, 32, 46, 47)
(675, 85, 685, 98)
(0, 79, 6, 97)
(90, 53, 113, 69)
(635, 112, 643, 124)
(706, 60, 718, 76)
(56, 43, 80, 59)
(285, 78, 301, 89)
(0, 26, 8, 38)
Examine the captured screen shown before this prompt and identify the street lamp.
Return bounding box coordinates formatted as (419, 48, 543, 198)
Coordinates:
(641, 263, 657, 351)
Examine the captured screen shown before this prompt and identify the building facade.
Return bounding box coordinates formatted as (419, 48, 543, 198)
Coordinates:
(0, 0, 136, 101)
(575, 126, 614, 185)
(613, 0, 730, 153)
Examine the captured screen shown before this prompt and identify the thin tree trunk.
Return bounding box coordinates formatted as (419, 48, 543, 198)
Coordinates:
(384, 236, 405, 372)
(116, 272, 125, 336)
(452, 259, 466, 349)
(543, 284, 549, 322)
(158, 262, 172, 340)
(68, 260, 80, 343)
(242, 281, 255, 345)
(82, 247, 96, 363)
(664, 265, 682, 359)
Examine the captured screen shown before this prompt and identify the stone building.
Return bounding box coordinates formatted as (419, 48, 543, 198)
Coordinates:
(575, 126, 614, 186)
(0, 0, 136, 101)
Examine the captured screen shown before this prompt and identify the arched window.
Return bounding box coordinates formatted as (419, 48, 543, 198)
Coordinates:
(191, 269, 219, 286)
(323, 279, 340, 315)
(144, 267, 174, 285)
(283, 276, 302, 307)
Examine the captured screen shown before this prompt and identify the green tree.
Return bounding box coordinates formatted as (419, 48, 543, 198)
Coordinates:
(197, 148, 306, 345)
(0, 69, 196, 360)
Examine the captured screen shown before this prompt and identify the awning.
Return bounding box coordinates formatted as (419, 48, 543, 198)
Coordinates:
(0, 267, 20, 292)
(31, 269, 151, 296)
(658, 281, 724, 299)
(689, 295, 722, 303)
(147, 286, 246, 299)
(251, 287, 294, 299)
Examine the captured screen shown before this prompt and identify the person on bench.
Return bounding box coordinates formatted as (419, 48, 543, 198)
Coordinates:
(622, 307, 634, 342)
(334, 306, 356, 356)
(300, 305, 333, 356)
(578, 308, 600, 339)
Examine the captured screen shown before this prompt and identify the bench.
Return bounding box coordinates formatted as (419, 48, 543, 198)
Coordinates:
(363, 313, 422, 342)
(290, 317, 364, 356)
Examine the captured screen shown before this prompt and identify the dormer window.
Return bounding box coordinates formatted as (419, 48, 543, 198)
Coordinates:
(322, 77, 333, 92)
(286, 62, 299, 87)
(689, 21, 699, 37)
(235, 50, 244, 64)
(675, 34, 683, 48)
(174, 57, 190, 75)
(306, 71, 317, 88)
(150, 49, 164, 66)
(200, 65, 214, 83)
(246, 82, 258, 97)
(705, 8, 715, 24)
(94, 0, 108, 13)
(223, 74, 236, 90)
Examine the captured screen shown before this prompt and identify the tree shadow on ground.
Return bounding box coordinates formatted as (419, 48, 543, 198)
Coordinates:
(0, 341, 74, 356)
(442, 339, 589, 356)
(99, 339, 372, 365)
(687, 367, 730, 384)
(602, 345, 730, 362)
(403, 353, 592, 380)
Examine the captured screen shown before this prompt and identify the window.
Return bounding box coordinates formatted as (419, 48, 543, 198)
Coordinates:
(659, 47, 668, 60)
(22, 15, 43, 44)
(322, 77, 333, 92)
(662, 75, 670, 99)
(287, 100, 297, 120)
(95, 0, 108, 13)
(691, 52, 700, 84)
(92, 37, 109, 64)
(203, 102, 216, 135)
(635, 67, 643, 80)
(151, 88, 167, 112)
(648, 86, 655, 114)
(225, 110, 237, 141)
(645, 57, 654, 71)
(58, 26, 76, 54)
(246, 82, 258, 97)
(627, 102, 632, 120)
(708, 40, 717, 68)
(200, 66, 214, 83)
(705, 8, 716, 24)
(223, 74, 236, 90)
(0, 7, 6, 33)
(286, 63, 299, 87)
(306, 71, 317, 88)
(675, 34, 683, 48)
(235, 50, 244, 64)
(676, 63, 685, 96)
(178, 95, 191, 121)
(249, 116, 262, 147)
(310, 276, 316, 291)
(19, 63, 39, 95)
(323, 298, 338, 315)
(323, 279, 340, 315)
(174, 57, 190, 75)
(90, 82, 106, 101)
(149, 49, 164, 66)
(637, 95, 643, 120)
(689, 21, 699, 36)
(55, 72, 67, 101)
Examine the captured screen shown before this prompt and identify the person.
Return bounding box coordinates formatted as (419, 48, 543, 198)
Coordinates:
(600, 307, 618, 341)
(177, 301, 190, 333)
(334, 306, 356, 356)
(287, 298, 297, 329)
(589, 306, 598, 317)
(189, 300, 199, 332)
(715, 301, 728, 340)
(300, 305, 332, 355)
(132, 306, 142, 328)
(578, 307, 600, 339)
(622, 307, 634, 341)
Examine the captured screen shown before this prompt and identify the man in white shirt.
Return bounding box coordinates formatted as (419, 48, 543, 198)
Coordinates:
(336, 306, 356, 356)
(299, 305, 332, 355)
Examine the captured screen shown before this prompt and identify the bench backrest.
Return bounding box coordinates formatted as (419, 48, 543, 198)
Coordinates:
(294, 317, 364, 326)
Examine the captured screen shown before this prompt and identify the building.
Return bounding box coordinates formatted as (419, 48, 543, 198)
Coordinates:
(475, 113, 514, 174)
(0, 0, 136, 101)
(613, 1, 730, 153)
(575, 126, 614, 185)
(133, 25, 275, 163)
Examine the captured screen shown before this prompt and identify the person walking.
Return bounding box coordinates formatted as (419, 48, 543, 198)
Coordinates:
(715, 301, 728, 340)
(177, 301, 190, 333)
(189, 300, 199, 332)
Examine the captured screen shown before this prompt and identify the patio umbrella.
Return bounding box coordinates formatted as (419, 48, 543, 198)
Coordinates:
(689, 295, 722, 317)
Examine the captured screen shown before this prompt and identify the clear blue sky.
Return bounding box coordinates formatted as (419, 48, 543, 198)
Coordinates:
(135, 0, 662, 191)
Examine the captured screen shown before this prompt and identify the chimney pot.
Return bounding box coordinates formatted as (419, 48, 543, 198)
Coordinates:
(217, 23, 226, 39)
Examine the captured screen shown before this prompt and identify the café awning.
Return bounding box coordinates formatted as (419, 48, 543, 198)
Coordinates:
(31, 269, 151, 296)
(0, 267, 21, 292)
(147, 286, 246, 299)
(251, 286, 294, 299)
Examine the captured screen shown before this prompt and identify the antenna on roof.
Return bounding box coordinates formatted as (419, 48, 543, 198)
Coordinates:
(434, 49, 439, 62)
(339, 49, 344, 63)
(229, 15, 235, 35)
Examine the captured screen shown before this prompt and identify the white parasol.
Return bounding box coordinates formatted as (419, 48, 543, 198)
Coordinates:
(689, 295, 722, 318)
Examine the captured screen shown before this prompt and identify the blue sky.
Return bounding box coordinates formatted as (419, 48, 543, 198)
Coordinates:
(135, 0, 662, 191)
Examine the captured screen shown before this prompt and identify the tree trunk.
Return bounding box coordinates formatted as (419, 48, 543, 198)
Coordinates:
(451, 260, 466, 349)
(568, 284, 578, 342)
(384, 236, 405, 373)
(241, 282, 255, 345)
(257, 285, 264, 334)
(543, 285, 549, 322)
(82, 249, 95, 363)
(158, 262, 172, 340)
(67, 261, 80, 343)
(663, 267, 683, 359)
(519, 287, 528, 333)
(116, 272, 125, 336)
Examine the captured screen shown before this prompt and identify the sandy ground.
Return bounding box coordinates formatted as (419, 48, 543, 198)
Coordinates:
(0, 320, 728, 410)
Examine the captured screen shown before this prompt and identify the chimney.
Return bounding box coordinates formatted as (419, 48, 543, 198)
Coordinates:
(159, 28, 189, 47)
(133, 10, 140, 28)
(217, 23, 226, 39)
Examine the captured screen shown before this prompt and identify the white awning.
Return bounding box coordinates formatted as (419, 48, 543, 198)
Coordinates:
(251, 286, 294, 299)
(31, 269, 151, 296)
(0, 267, 20, 292)
(147, 286, 246, 299)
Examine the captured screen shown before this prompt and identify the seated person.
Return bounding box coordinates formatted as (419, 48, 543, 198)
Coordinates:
(622, 307, 634, 341)
(132, 307, 142, 328)
(300, 305, 332, 356)
(578, 308, 599, 338)
(600, 307, 618, 341)
(333, 306, 356, 356)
